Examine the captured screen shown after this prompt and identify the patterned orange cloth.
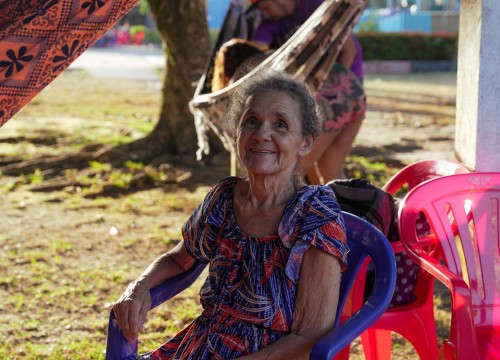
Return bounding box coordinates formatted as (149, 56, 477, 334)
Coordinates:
(0, 0, 139, 127)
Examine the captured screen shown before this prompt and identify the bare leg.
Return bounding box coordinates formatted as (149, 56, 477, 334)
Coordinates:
(306, 163, 322, 185)
(301, 127, 341, 182)
(301, 115, 364, 184)
(316, 115, 364, 182)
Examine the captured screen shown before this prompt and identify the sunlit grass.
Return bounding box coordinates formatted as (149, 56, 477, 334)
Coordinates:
(3, 70, 160, 158)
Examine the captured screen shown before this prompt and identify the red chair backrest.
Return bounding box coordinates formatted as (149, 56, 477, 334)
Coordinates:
(383, 159, 471, 195)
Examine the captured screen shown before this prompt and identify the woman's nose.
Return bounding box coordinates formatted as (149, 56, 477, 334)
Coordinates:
(253, 122, 272, 140)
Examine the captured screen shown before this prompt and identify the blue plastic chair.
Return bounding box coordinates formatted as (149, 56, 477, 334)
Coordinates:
(106, 212, 396, 360)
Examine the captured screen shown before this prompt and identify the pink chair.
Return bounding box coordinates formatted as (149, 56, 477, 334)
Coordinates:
(382, 159, 471, 195)
(398, 172, 500, 360)
(360, 160, 470, 360)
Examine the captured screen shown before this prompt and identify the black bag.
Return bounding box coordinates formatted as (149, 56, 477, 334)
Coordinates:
(327, 178, 396, 238)
(328, 178, 399, 303)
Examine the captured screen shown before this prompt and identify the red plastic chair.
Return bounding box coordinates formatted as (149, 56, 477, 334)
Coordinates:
(399, 172, 500, 360)
(382, 159, 471, 195)
(105, 212, 397, 360)
(359, 160, 471, 360)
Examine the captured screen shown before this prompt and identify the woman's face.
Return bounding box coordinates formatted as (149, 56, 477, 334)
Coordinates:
(236, 89, 313, 177)
(257, 0, 295, 20)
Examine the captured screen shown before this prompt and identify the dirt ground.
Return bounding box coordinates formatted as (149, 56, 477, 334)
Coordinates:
(0, 72, 457, 358)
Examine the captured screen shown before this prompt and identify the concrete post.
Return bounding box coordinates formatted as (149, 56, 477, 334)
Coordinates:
(455, 0, 500, 171)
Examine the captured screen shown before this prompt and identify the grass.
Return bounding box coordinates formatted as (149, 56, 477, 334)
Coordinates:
(0, 69, 457, 359)
(0, 70, 160, 158)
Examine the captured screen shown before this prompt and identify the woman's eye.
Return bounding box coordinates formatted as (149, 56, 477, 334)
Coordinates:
(276, 120, 288, 130)
(242, 117, 258, 128)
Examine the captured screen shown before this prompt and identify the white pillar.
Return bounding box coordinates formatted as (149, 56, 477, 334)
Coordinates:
(455, 0, 500, 171)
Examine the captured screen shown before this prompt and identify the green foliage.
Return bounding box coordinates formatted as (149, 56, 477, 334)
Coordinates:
(139, 0, 150, 15)
(357, 12, 379, 33)
(125, 161, 145, 171)
(129, 25, 147, 36)
(108, 171, 134, 188)
(144, 28, 162, 45)
(209, 29, 220, 48)
(89, 161, 112, 172)
(22, 168, 44, 185)
(345, 155, 396, 187)
(357, 32, 458, 61)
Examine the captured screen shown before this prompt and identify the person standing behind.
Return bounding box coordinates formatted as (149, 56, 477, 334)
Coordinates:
(250, 0, 366, 183)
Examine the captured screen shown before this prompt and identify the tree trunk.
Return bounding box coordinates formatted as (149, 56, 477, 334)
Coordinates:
(145, 0, 210, 156)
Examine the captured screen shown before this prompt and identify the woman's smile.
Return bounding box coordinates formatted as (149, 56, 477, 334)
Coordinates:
(250, 148, 276, 154)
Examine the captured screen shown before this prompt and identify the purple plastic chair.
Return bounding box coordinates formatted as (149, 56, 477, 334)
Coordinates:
(106, 212, 396, 360)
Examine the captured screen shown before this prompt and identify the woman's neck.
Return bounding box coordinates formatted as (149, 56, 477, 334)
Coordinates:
(238, 173, 303, 209)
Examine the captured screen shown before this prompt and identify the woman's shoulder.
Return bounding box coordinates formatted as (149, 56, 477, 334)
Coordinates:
(214, 175, 240, 189)
(188, 176, 240, 229)
(280, 185, 341, 240)
(198, 176, 239, 212)
(296, 184, 337, 204)
(207, 176, 240, 196)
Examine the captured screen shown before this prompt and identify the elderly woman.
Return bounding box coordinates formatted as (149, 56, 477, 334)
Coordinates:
(112, 69, 348, 359)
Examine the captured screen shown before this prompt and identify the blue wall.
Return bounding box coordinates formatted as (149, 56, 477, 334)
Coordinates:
(378, 11, 432, 32)
(207, 0, 232, 30)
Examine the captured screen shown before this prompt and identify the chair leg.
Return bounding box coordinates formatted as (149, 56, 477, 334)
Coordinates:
(401, 323, 439, 360)
(361, 329, 392, 360)
(439, 340, 456, 360)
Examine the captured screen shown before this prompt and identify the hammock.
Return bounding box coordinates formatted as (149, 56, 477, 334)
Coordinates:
(189, 0, 368, 161)
(0, 0, 139, 127)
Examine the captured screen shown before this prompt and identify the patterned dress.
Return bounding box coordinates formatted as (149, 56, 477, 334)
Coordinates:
(140, 176, 348, 359)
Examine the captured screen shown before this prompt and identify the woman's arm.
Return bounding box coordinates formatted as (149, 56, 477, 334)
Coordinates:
(337, 34, 357, 70)
(112, 241, 195, 341)
(239, 246, 342, 359)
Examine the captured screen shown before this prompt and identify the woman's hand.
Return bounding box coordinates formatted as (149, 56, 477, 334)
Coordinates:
(112, 277, 152, 342)
(110, 241, 195, 342)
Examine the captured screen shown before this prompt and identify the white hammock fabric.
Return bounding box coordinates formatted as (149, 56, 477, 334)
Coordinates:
(189, 0, 368, 160)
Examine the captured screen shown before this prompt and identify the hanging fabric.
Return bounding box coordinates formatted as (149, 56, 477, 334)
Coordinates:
(0, 0, 139, 127)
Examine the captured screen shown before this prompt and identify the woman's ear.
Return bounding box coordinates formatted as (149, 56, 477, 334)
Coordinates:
(299, 135, 314, 156)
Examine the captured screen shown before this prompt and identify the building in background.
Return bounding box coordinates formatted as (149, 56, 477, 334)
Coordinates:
(375, 0, 460, 33)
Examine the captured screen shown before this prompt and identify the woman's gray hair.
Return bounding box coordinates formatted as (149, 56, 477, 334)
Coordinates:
(226, 69, 323, 139)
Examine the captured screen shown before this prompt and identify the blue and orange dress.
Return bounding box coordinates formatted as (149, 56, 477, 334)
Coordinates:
(140, 176, 348, 359)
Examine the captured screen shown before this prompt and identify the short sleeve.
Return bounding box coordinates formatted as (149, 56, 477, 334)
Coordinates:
(280, 186, 348, 284)
(182, 177, 237, 263)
